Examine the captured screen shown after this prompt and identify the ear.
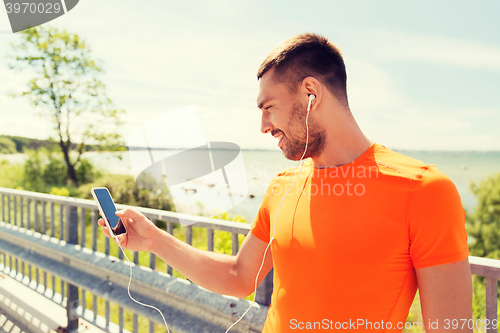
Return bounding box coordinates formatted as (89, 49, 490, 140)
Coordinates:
(301, 76, 322, 113)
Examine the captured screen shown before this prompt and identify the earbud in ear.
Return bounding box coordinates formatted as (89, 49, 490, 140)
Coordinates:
(307, 94, 316, 112)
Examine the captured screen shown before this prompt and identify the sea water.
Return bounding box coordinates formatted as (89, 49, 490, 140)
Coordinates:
(80, 148, 500, 222)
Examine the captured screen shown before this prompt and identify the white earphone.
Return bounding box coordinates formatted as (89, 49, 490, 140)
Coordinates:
(307, 94, 316, 113)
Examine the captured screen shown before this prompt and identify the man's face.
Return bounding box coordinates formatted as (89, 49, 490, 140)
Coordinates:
(257, 69, 325, 161)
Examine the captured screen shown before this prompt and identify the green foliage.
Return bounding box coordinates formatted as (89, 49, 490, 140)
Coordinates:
(465, 173, 500, 320)
(43, 153, 68, 184)
(7, 25, 125, 185)
(0, 137, 17, 154)
(467, 173, 500, 258)
(18, 149, 96, 193)
(50, 187, 70, 196)
(212, 211, 246, 255)
(0, 160, 24, 189)
(75, 158, 96, 184)
(0, 135, 110, 154)
(78, 174, 174, 212)
(23, 149, 45, 190)
(0, 135, 60, 153)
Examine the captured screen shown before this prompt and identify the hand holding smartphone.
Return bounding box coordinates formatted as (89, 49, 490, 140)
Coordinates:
(91, 187, 127, 237)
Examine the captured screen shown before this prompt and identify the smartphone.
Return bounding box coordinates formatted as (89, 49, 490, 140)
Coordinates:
(91, 187, 127, 237)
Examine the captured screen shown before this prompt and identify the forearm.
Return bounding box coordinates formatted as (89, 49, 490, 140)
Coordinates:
(150, 229, 245, 297)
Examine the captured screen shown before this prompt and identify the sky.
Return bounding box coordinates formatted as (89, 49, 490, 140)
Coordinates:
(0, 0, 499, 151)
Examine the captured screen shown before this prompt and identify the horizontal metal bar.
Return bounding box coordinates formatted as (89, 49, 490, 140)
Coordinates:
(0, 187, 250, 234)
(469, 256, 500, 279)
(0, 264, 128, 333)
(0, 222, 267, 332)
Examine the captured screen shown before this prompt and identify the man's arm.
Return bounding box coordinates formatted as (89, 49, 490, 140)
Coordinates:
(150, 225, 273, 298)
(99, 209, 273, 298)
(416, 258, 473, 332)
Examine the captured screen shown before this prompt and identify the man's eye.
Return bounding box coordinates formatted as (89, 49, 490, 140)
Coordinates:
(265, 106, 273, 112)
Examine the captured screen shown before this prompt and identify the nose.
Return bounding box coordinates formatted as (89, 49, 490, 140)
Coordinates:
(261, 111, 273, 134)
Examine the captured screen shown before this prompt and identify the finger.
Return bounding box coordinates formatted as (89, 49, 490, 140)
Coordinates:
(102, 226, 111, 238)
(115, 208, 142, 219)
(97, 218, 105, 226)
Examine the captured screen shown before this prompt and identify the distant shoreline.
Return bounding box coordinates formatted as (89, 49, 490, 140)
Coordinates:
(1, 134, 499, 154)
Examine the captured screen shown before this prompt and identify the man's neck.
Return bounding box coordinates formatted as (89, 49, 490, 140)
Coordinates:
(311, 112, 374, 168)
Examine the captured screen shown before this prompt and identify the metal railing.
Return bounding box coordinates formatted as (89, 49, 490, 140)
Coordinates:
(0, 187, 271, 333)
(1, 187, 500, 333)
(469, 256, 500, 333)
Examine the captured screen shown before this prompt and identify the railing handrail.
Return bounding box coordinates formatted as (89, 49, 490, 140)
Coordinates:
(0, 221, 267, 332)
(3, 187, 499, 333)
(0, 186, 251, 234)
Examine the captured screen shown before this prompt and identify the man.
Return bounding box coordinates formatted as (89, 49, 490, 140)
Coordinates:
(99, 33, 473, 332)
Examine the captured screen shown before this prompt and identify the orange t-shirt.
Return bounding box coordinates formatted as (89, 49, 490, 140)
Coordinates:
(251, 142, 469, 332)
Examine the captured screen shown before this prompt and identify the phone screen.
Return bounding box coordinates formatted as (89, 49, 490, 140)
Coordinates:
(92, 188, 126, 235)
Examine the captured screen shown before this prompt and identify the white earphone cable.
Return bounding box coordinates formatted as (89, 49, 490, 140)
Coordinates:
(116, 238, 171, 333)
(225, 95, 314, 332)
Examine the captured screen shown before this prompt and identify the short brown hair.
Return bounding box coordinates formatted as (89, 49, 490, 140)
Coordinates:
(257, 33, 347, 102)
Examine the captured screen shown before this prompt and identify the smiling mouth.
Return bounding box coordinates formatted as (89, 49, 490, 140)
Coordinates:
(273, 131, 285, 147)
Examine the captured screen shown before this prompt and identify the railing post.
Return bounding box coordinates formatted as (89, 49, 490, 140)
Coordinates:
(231, 233, 239, 255)
(66, 205, 79, 331)
(1, 194, 4, 222)
(255, 269, 274, 306)
(486, 277, 498, 333)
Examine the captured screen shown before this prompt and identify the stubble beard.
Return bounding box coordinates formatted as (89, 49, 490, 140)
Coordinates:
(281, 101, 326, 161)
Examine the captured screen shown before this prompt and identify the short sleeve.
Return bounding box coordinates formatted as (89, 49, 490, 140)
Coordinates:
(250, 176, 280, 243)
(408, 165, 469, 268)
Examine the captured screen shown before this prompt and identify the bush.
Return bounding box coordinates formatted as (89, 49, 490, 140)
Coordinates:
(23, 149, 45, 190)
(212, 211, 246, 255)
(0, 137, 17, 154)
(75, 158, 96, 184)
(0, 160, 24, 189)
(466, 172, 500, 319)
(21, 149, 98, 191)
(467, 173, 500, 258)
(79, 174, 174, 212)
(43, 154, 67, 185)
(50, 187, 70, 196)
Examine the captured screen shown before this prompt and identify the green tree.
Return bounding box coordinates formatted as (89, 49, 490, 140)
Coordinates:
(0, 137, 17, 154)
(465, 172, 500, 319)
(7, 25, 125, 185)
(466, 173, 500, 258)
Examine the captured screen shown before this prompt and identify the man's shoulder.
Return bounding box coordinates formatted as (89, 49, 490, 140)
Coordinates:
(373, 145, 458, 201)
(373, 144, 447, 183)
